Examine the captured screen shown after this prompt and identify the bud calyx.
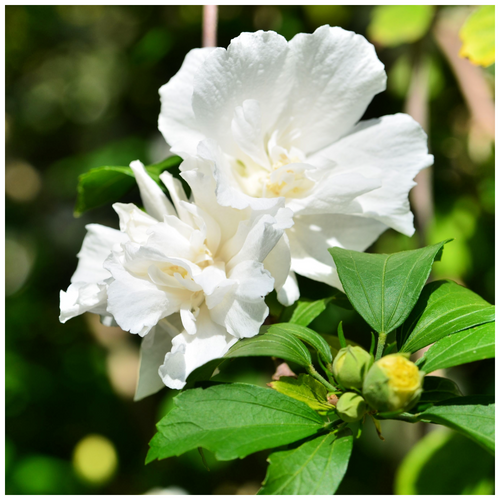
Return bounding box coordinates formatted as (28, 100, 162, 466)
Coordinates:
(333, 346, 373, 390)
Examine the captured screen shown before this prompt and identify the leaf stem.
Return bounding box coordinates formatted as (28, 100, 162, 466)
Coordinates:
(307, 365, 338, 392)
(316, 354, 336, 387)
(375, 332, 387, 360)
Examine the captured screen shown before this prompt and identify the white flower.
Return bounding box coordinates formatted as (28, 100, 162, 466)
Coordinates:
(60, 160, 292, 395)
(158, 25, 433, 295)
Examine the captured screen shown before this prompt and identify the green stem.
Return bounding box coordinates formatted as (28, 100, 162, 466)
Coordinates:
(317, 355, 336, 387)
(376, 412, 421, 423)
(307, 365, 337, 392)
(375, 332, 388, 360)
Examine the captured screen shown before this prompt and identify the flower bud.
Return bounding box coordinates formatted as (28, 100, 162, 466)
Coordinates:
(333, 346, 373, 390)
(336, 392, 367, 422)
(362, 354, 424, 413)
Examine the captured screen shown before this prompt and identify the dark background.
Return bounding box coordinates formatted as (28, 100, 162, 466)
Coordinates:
(5, 5, 494, 494)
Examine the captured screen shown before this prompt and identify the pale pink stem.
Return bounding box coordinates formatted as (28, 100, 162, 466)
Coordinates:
(202, 5, 218, 48)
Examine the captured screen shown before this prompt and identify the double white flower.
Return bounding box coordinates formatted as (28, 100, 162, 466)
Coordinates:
(159, 25, 433, 299)
(60, 160, 292, 394)
(61, 25, 433, 397)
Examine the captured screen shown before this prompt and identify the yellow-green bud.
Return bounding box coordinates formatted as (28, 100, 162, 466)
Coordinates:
(336, 392, 367, 422)
(362, 354, 424, 413)
(333, 346, 373, 390)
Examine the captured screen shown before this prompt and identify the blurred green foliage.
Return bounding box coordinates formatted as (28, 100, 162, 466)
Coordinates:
(5, 5, 494, 494)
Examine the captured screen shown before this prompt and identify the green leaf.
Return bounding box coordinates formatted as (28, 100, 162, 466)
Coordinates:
(367, 5, 435, 47)
(329, 240, 450, 335)
(268, 323, 333, 364)
(395, 429, 494, 494)
(74, 156, 182, 216)
(289, 292, 352, 328)
(414, 376, 462, 412)
(322, 334, 357, 359)
(398, 280, 495, 353)
(146, 383, 325, 463)
(417, 322, 495, 374)
(460, 5, 495, 67)
(224, 329, 312, 367)
(259, 432, 353, 495)
(269, 374, 333, 411)
(417, 398, 495, 454)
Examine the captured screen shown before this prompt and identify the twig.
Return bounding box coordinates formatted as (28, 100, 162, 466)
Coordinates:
(202, 5, 218, 48)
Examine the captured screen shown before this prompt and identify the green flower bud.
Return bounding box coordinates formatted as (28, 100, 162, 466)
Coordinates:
(333, 346, 373, 390)
(336, 392, 367, 422)
(362, 354, 424, 413)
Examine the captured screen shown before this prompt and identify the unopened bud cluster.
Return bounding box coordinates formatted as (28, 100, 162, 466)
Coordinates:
(332, 346, 423, 422)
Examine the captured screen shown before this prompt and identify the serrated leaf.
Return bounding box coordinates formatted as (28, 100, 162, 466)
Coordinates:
(270, 374, 333, 411)
(259, 432, 353, 495)
(146, 383, 325, 463)
(460, 5, 495, 67)
(417, 398, 495, 454)
(74, 156, 182, 215)
(368, 5, 435, 47)
(268, 323, 333, 364)
(329, 240, 450, 335)
(224, 329, 312, 367)
(414, 376, 463, 412)
(417, 322, 495, 374)
(398, 280, 495, 353)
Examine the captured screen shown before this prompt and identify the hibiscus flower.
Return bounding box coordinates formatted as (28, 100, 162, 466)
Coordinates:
(60, 160, 292, 395)
(158, 25, 433, 302)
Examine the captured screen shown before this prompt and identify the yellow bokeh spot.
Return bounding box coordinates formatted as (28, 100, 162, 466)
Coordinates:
(72, 434, 118, 485)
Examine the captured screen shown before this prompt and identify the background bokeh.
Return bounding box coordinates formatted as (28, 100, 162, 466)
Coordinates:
(5, 5, 494, 495)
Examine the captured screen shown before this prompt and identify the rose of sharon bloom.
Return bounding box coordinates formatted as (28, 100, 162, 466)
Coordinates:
(158, 25, 433, 300)
(60, 160, 292, 396)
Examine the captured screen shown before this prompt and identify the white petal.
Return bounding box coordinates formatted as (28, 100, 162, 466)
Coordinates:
(197, 140, 282, 212)
(277, 271, 300, 306)
(129, 160, 176, 221)
(279, 25, 386, 154)
(159, 171, 193, 225)
(191, 31, 291, 157)
(59, 282, 108, 323)
(70, 224, 127, 284)
(210, 260, 273, 339)
(180, 154, 245, 244)
(286, 170, 381, 216)
(134, 317, 182, 401)
(159, 304, 237, 390)
(309, 114, 433, 235)
(224, 208, 293, 270)
(159, 48, 216, 156)
(104, 255, 179, 336)
(288, 213, 389, 288)
(263, 233, 292, 301)
(231, 99, 269, 167)
(113, 203, 157, 244)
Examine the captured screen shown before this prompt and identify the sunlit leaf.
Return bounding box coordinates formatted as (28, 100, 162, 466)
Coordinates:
(329, 240, 450, 335)
(417, 322, 495, 373)
(259, 432, 353, 495)
(269, 374, 333, 411)
(224, 329, 312, 368)
(398, 280, 495, 353)
(368, 5, 435, 47)
(417, 397, 495, 454)
(147, 383, 325, 463)
(267, 323, 333, 364)
(460, 6, 495, 67)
